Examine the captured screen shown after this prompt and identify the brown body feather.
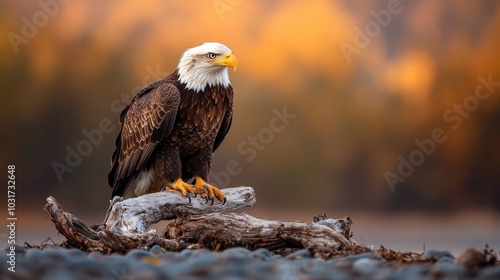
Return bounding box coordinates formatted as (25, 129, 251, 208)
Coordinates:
(108, 70, 233, 198)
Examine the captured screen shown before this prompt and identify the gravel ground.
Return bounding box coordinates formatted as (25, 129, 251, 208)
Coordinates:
(1, 245, 499, 280)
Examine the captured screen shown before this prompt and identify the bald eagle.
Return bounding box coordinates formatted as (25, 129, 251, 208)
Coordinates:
(108, 42, 237, 204)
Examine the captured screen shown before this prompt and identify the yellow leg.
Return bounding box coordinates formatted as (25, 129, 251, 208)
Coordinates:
(165, 178, 195, 197)
(194, 177, 226, 204)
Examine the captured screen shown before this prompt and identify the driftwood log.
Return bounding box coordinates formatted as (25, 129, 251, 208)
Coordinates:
(44, 186, 354, 257)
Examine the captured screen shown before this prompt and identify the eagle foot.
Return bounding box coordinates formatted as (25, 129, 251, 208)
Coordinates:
(203, 185, 213, 205)
(194, 177, 226, 205)
(164, 178, 196, 203)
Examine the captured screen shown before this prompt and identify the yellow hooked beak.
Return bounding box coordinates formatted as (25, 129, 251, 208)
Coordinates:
(212, 52, 238, 72)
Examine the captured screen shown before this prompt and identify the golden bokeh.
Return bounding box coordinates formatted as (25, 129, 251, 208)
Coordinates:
(1, 1, 500, 217)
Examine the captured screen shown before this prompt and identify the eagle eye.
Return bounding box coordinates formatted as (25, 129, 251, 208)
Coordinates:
(208, 52, 216, 59)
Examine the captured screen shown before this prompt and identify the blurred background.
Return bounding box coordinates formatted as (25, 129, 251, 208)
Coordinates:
(1, 0, 499, 254)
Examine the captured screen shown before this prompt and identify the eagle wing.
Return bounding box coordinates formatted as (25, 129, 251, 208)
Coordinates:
(212, 99, 233, 152)
(109, 82, 180, 197)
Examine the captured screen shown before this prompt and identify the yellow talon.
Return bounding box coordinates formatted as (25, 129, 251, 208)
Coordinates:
(194, 177, 226, 202)
(165, 178, 195, 197)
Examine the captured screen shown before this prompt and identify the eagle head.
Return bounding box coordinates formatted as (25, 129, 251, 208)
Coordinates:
(177, 42, 238, 93)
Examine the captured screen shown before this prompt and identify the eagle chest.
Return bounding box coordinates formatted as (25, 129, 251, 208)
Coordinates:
(172, 88, 229, 151)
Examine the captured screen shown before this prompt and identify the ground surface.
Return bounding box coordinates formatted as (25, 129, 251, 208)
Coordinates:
(1, 243, 499, 279)
(6, 204, 500, 279)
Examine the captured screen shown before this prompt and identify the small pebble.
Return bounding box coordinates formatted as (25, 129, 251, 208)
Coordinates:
(179, 248, 195, 258)
(185, 250, 218, 268)
(285, 249, 312, 260)
(353, 258, 381, 275)
(325, 257, 352, 269)
(294, 259, 329, 278)
(87, 251, 105, 261)
(219, 247, 252, 262)
(394, 263, 430, 279)
(422, 249, 454, 261)
(150, 244, 166, 255)
(250, 248, 273, 261)
(430, 262, 466, 278)
(126, 248, 153, 260)
(436, 256, 455, 264)
(189, 248, 214, 258)
(65, 248, 87, 259)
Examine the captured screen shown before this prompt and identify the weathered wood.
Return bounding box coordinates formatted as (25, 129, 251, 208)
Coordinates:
(44, 186, 354, 256)
(45, 196, 180, 253)
(164, 212, 352, 250)
(103, 186, 256, 235)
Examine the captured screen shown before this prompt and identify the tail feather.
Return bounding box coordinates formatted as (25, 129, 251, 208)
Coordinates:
(110, 173, 138, 199)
